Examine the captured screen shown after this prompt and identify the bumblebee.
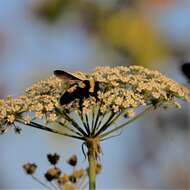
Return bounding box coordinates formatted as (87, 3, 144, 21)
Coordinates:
(54, 70, 100, 107)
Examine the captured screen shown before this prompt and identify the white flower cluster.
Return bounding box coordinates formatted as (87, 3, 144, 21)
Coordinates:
(0, 66, 189, 134)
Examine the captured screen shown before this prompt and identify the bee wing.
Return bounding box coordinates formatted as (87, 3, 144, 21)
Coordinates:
(54, 70, 82, 82)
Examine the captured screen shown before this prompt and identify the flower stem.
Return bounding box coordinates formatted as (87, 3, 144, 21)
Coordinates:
(88, 147, 96, 190)
(100, 106, 154, 139)
(56, 108, 88, 136)
(16, 119, 85, 140)
(87, 138, 99, 190)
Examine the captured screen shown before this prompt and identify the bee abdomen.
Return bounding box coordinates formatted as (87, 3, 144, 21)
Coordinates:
(60, 91, 78, 105)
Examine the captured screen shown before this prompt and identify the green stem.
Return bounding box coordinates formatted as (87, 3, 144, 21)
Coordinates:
(57, 121, 82, 137)
(62, 111, 88, 136)
(56, 108, 88, 136)
(88, 145, 96, 190)
(86, 137, 101, 190)
(77, 111, 90, 135)
(17, 119, 85, 141)
(95, 112, 107, 132)
(100, 106, 154, 139)
(91, 108, 95, 132)
(95, 112, 115, 137)
(92, 105, 101, 135)
(85, 114, 91, 134)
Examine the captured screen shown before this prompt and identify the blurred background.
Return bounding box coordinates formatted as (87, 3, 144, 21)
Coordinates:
(0, 0, 189, 189)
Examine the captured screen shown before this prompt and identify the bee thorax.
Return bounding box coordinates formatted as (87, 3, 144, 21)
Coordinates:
(89, 79, 95, 93)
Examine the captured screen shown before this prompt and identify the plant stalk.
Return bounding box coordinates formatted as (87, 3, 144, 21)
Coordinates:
(87, 139, 97, 190)
(100, 106, 154, 139)
(88, 150, 96, 190)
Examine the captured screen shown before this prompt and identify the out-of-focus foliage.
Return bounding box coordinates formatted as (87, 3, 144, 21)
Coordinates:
(145, 0, 175, 8)
(33, 0, 69, 22)
(31, 0, 169, 67)
(96, 10, 168, 66)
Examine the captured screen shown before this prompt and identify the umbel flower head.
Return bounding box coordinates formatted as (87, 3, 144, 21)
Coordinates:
(0, 66, 189, 140)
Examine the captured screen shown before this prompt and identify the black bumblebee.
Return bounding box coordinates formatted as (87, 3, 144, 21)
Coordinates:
(181, 62, 190, 82)
(54, 70, 100, 107)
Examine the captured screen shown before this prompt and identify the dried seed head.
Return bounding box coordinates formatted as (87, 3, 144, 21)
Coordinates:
(69, 175, 77, 183)
(47, 153, 60, 165)
(73, 169, 85, 179)
(64, 183, 76, 190)
(44, 167, 61, 181)
(23, 163, 37, 175)
(67, 155, 77, 167)
(58, 173, 69, 185)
